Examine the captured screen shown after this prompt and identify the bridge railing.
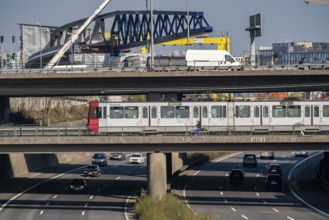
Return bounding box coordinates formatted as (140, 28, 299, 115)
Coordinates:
(0, 124, 326, 137)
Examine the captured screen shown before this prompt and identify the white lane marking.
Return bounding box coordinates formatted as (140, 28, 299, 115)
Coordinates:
(85, 203, 88, 208)
(224, 199, 228, 203)
(282, 155, 287, 158)
(256, 174, 260, 177)
(82, 211, 85, 216)
(220, 192, 224, 196)
(225, 173, 229, 176)
(241, 215, 248, 219)
(263, 200, 267, 204)
(45, 202, 50, 207)
(256, 193, 260, 197)
(40, 210, 44, 215)
(0, 165, 86, 212)
(273, 208, 279, 212)
(231, 207, 237, 212)
(287, 216, 294, 220)
(183, 152, 242, 214)
(116, 177, 121, 180)
(89, 196, 93, 200)
(53, 195, 58, 199)
(288, 152, 329, 218)
(273, 160, 277, 163)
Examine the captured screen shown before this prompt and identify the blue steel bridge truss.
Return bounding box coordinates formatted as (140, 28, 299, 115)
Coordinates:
(51, 10, 213, 51)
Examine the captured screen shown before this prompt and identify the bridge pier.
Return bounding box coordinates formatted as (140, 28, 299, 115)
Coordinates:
(147, 152, 167, 200)
(166, 153, 187, 187)
(0, 97, 11, 124)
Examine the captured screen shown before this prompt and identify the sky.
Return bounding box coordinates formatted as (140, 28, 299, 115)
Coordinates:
(0, 0, 328, 56)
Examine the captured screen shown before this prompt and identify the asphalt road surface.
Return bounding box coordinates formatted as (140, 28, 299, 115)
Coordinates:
(0, 156, 146, 220)
(176, 151, 329, 220)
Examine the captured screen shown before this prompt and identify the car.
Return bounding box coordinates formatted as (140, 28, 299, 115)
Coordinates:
(84, 165, 101, 177)
(260, 151, 275, 159)
(243, 153, 258, 167)
(69, 178, 87, 192)
(129, 153, 145, 164)
(265, 174, 282, 191)
(229, 169, 244, 184)
(110, 152, 126, 160)
(266, 164, 282, 176)
(91, 152, 108, 166)
(295, 151, 309, 157)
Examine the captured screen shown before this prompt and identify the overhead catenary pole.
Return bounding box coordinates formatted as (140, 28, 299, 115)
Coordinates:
(44, 0, 112, 69)
(150, 0, 154, 71)
(187, 0, 190, 49)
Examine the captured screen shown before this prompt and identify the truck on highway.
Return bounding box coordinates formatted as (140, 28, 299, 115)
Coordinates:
(185, 49, 243, 70)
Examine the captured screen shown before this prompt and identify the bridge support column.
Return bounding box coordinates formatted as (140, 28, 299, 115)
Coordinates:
(166, 153, 187, 190)
(147, 152, 167, 200)
(146, 93, 182, 101)
(324, 152, 329, 181)
(0, 97, 10, 124)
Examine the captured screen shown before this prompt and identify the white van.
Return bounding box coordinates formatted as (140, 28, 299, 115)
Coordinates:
(185, 49, 243, 70)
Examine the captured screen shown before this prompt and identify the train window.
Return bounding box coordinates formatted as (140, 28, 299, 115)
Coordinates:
(236, 105, 250, 118)
(263, 106, 269, 118)
(175, 106, 189, 118)
(124, 106, 138, 119)
(305, 106, 310, 117)
(193, 107, 199, 118)
(103, 107, 107, 119)
(272, 105, 286, 118)
(110, 107, 124, 118)
(90, 107, 102, 119)
(151, 107, 157, 118)
(254, 106, 260, 118)
(323, 105, 329, 117)
(143, 107, 148, 118)
(287, 105, 301, 117)
(211, 106, 224, 118)
(202, 106, 208, 118)
(314, 106, 319, 117)
(161, 106, 174, 118)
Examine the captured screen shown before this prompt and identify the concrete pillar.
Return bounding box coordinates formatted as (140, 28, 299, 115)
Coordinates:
(0, 97, 10, 124)
(9, 153, 29, 177)
(147, 152, 167, 200)
(324, 152, 329, 181)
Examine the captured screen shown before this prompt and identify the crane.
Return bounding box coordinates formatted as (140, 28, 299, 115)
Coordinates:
(304, 0, 329, 4)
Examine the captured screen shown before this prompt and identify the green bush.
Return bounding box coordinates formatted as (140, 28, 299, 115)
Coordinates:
(134, 194, 218, 220)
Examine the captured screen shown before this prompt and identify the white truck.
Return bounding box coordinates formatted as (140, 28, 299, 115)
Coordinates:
(185, 49, 243, 70)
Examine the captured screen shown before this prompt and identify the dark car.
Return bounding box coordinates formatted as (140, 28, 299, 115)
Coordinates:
(243, 154, 258, 167)
(265, 174, 282, 191)
(84, 165, 101, 177)
(69, 179, 87, 192)
(266, 164, 282, 176)
(109, 152, 126, 160)
(229, 169, 244, 184)
(91, 152, 108, 166)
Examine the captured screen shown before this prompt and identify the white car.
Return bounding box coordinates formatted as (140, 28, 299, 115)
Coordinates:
(129, 153, 145, 164)
(295, 151, 309, 157)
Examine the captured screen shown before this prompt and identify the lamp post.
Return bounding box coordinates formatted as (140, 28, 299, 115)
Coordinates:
(187, 0, 190, 49)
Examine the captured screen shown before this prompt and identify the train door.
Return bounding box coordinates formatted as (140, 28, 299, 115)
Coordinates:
(252, 105, 261, 126)
(303, 105, 312, 125)
(141, 106, 149, 127)
(149, 106, 159, 127)
(201, 105, 209, 127)
(312, 105, 321, 125)
(262, 105, 270, 126)
(191, 106, 200, 128)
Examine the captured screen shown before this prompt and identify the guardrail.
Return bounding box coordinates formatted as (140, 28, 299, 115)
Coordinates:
(0, 124, 326, 137)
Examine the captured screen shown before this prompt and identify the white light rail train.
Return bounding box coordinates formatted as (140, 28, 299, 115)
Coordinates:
(87, 100, 329, 135)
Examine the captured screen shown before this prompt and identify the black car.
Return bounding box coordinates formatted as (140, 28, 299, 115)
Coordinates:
(265, 174, 282, 191)
(109, 152, 126, 160)
(243, 154, 258, 167)
(84, 165, 101, 177)
(69, 179, 87, 192)
(229, 169, 244, 184)
(91, 152, 108, 166)
(266, 164, 282, 176)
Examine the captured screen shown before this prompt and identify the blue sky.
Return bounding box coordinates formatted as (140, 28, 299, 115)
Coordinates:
(0, 0, 328, 56)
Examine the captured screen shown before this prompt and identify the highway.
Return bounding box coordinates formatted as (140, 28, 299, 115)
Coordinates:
(176, 151, 329, 220)
(0, 156, 146, 220)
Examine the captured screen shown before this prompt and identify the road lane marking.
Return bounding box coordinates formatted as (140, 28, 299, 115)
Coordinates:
(40, 210, 44, 215)
(273, 160, 277, 163)
(225, 173, 229, 176)
(241, 215, 248, 219)
(53, 195, 58, 199)
(231, 207, 237, 212)
(45, 202, 50, 206)
(82, 211, 85, 216)
(89, 196, 94, 200)
(256, 174, 260, 177)
(220, 192, 223, 196)
(256, 193, 260, 197)
(116, 176, 121, 180)
(282, 155, 287, 158)
(273, 208, 279, 212)
(224, 199, 228, 203)
(263, 200, 267, 204)
(287, 216, 294, 220)
(85, 203, 88, 207)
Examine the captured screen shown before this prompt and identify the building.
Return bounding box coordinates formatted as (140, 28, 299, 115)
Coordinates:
(258, 41, 329, 65)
